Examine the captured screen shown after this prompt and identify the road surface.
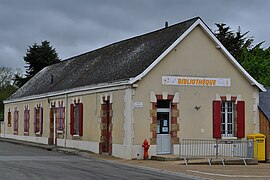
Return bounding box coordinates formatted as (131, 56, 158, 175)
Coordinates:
(0, 141, 196, 180)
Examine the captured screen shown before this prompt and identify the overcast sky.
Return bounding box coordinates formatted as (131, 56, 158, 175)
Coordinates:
(0, 0, 269, 70)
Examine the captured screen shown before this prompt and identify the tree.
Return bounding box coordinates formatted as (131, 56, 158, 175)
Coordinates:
(0, 67, 19, 119)
(15, 40, 60, 87)
(0, 67, 14, 87)
(241, 45, 270, 86)
(214, 23, 253, 61)
(0, 85, 17, 119)
(214, 23, 270, 86)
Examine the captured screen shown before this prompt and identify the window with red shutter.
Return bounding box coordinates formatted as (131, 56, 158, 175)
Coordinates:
(213, 99, 245, 139)
(34, 106, 43, 135)
(24, 107, 30, 134)
(57, 106, 65, 132)
(70, 103, 83, 136)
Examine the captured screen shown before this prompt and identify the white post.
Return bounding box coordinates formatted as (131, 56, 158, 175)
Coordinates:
(124, 88, 134, 159)
(64, 93, 68, 148)
(53, 111, 56, 145)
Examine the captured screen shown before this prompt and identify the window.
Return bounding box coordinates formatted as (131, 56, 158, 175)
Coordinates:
(24, 106, 30, 134)
(157, 100, 170, 134)
(221, 101, 234, 137)
(56, 105, 65, 132)
(14, 108, 19, 134)
(34, 106, 43, 134)
(213, 100, 245, 138)
(7, 109, 11, 127)
(70, 103, 83, 136)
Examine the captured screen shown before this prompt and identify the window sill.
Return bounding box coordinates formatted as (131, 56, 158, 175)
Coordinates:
(72, 135, 82, 141)
(57, 130, 64, 134)
(221, 136, 237, 140)
(35, 132, 41, 135)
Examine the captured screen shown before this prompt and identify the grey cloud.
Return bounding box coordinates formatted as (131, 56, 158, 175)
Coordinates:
(0, 0, 270, 69)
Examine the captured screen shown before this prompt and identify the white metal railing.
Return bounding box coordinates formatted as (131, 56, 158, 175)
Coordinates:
(0, 122, 5, 137)
(179, 139, 255, 165)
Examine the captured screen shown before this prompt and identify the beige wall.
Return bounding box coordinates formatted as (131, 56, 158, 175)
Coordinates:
(133, 26, 259, 144)
(110, 90, 125, 144)
(4, 98, 50, 138)
(4, 89, 126, 145)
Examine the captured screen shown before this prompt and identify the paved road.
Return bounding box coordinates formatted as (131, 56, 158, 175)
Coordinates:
(0, 142, 197, 180)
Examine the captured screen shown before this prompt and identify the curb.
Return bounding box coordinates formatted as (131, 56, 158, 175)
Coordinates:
(0, 137, 89, 157)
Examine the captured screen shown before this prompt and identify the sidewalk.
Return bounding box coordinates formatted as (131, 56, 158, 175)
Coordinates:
(1, 137, 270, 180)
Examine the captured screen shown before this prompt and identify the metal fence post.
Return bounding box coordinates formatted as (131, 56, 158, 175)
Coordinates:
(215, 140, 219, 159)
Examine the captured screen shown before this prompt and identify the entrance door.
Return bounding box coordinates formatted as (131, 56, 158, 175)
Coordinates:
(157, 108, 171, 154)
(101, 100, 112, 154)
(48, 107, 56, 145)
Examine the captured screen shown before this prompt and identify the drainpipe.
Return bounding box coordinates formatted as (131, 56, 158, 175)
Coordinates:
(64, 93, 68, 148)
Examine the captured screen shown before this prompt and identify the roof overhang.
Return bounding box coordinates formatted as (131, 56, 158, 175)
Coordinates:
(4, 80, 130, 104)
(129, 19, 266, 92)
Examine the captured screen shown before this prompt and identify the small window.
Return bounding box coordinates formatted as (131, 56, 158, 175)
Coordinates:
(157, 100, 170, 108)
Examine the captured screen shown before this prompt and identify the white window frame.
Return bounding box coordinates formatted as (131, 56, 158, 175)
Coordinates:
(221, 101, 235, 137)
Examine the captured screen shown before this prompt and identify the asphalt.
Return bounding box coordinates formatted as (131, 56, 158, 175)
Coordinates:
(1, 137, 270, 180)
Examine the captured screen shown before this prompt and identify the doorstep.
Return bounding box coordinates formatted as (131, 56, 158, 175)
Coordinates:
(151, 155, 180, 161)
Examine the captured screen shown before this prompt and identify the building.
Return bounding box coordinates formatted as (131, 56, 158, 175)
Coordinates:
(3, 17, 266, 159)
(259, 88, 270, 162)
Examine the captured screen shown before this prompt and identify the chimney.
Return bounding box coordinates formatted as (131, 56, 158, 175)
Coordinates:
(165, 21, 168, 28)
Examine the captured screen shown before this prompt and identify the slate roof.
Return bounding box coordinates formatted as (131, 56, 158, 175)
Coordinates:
(259, 88, 270, 121)
(8, 17, 199, 100)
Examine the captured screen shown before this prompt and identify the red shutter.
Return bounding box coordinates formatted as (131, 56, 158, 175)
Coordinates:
(40, 107, 43, 134)
(24, 110, 27, 133)
(237, 101, 245, 138)
(213, 100, 222, 138)
(62, 107, 66, 131)
(79, 103, 83, 136)
(34, 108, 37, 133)
(70, 104, 74, 135)
(14, 111, 17, 132)
(27, 110, 30, 133)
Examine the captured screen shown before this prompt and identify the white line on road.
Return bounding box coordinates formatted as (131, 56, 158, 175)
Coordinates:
(187, 170, 270, 178)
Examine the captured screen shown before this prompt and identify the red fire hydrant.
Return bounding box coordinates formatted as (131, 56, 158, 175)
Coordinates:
(142, 139, 150, 160)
